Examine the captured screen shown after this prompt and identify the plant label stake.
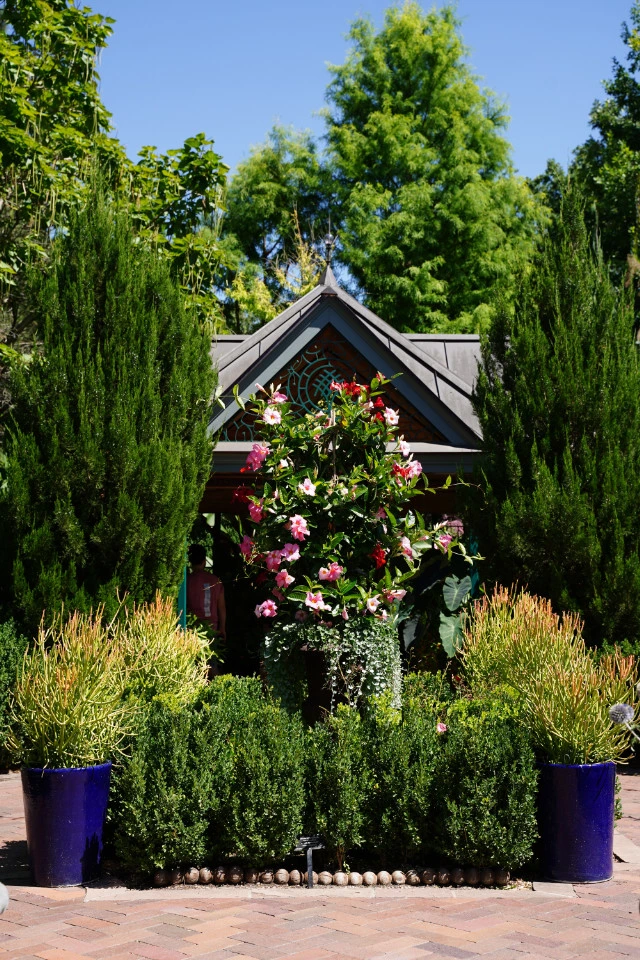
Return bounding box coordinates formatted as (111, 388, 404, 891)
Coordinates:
(294, 835, 325, 889)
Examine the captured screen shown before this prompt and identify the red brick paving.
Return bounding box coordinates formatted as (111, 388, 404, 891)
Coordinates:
(1, 770, 639, 959)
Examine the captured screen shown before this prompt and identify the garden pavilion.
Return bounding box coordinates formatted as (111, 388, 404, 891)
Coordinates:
(203, 264, 482, 517)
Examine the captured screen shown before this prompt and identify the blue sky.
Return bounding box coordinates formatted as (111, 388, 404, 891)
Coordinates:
(96, 0, 632, 181)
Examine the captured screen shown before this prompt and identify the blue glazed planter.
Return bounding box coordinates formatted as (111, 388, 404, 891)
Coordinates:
(537, 760, 615, 883)
(21, 762, 112, 887)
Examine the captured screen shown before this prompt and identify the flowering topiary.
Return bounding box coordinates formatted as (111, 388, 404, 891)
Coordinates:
(232, 374, 471, 704)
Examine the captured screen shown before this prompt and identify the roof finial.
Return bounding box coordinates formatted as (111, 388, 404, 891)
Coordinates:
(323, 218, 338, 265)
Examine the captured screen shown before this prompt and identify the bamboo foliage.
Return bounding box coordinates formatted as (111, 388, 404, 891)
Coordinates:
(461, 586, 638, 764)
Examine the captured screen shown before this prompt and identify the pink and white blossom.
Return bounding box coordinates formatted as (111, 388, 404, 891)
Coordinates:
(263, 406, 282, 425)
(400, 536, 414, 559)
(280, 543, 300, 562)
(275, 569, 295, 589)
(255, 599, 278, 618)
(298, 477, 316, 496)
(318, 562, 344, 582)
(366, 596, 381, 613)
(248, 499, 264, 522)
(279, 458, 290, 469)
(399, 439, 411, 457)
(437, 534, 453, 552)
(271, 391, 288, 404)
(288, 514, 310, 541)
(436, 722, 448, 734)
(305, 591, 330, 611)
(406, 459, 423, 479)
(384, 588, 407, 602)
(341, 607, 349, 621)
(265, 550, 282, 572)
(376, 507, 387, 520)
(384, 407, 399, 426)
(239, 535, 254, 557)
(243, 442, 270, 472)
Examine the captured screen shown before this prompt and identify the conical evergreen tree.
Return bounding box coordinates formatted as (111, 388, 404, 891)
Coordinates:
(468, 189, 640, 648)
(1, 186, 215, 628)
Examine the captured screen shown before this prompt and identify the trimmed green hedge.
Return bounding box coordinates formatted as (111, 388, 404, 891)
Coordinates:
(110, 673, 538, 873)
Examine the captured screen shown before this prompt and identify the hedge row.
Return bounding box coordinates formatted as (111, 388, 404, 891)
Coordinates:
(108, 674, 538, 874)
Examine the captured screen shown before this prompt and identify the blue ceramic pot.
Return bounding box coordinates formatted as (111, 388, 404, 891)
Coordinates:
(537, 760, 615, 883)
(21, 762, 112, 887)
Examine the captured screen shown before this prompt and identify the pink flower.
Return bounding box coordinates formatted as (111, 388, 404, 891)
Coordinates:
(275, 569, 295, 589)
(406, 459, 423, 479)
(399, 439, 411, 457)
(271, 391, 288, 404)
(295, 610, 308, 622)
(330, 381, 344, 391)
(248, 499, 264, 522)
(384, 588, 407, 602)
(280, 543, 300, 562)
(279, 458, 289, 468)
(272, 587, 285, 601)
(265, 550, 282, 572)
(288, 514, 310, 541)
(384, 407, 399, 426)
(305, 591, 330, 612)
(366, 596, 380, 613)
(242, 442, 270, 472)
(263, 406, 282, 425)
(318, 562, 344, 582)
(298, 477, 316, 496)
(378, 609, 388, 621)
(341, 607, 349, 621)
(437, 534, 453, 552)
(436, 722, 448, 734)
(255, 599, 278, 618)
(376, 507, 387, 520)
(400, 536, 414, 559)
(239, 535, 254, 557)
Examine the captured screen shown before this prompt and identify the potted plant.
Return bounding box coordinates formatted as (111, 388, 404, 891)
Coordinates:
(460, 585, 638, 883)
(233, 375, 473, 714)
(6, 609, 133, 887)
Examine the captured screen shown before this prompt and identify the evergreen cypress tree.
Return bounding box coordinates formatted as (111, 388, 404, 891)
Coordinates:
(468, 190, 640, 648)
(1, 187, 215, 629)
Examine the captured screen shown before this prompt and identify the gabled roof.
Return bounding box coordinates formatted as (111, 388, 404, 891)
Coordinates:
(210, 270, 483, 467)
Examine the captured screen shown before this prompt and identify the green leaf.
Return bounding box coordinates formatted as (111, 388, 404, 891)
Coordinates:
(439, 613, 464, 658)
(233, 384, 245, 410)
(443, 575, 472, 612)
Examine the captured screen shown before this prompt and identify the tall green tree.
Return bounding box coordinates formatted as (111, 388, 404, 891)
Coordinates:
(0, 0, 228, 407)
(573, 1, 640, 287)
(0, 186, 215, 629)
(220, 126, 331, 330)
(325, 2, 542, 333)
(468, 189, 640, 648)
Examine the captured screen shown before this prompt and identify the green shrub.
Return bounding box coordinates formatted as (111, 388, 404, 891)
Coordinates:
(0, 619, 28, 767)
(364, 688, 441, 861)
(433, 692, 538, 869)
(113, 694, 231, 873)
(113, 676, 306, 872)
(306, 705, 372, 868)
(206, 676, 306, 863)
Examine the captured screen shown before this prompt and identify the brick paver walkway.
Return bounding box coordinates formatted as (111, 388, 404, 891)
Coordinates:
(1, 770, 639, 960)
